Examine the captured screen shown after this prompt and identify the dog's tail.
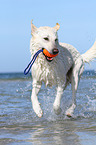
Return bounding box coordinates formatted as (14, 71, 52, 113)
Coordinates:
(81, 41, 96, 63)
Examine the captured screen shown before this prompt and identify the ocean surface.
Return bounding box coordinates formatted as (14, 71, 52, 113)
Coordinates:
(0, 70, 96, 145)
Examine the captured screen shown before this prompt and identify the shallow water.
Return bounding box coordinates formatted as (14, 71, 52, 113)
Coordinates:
(0, 71, 96, 145)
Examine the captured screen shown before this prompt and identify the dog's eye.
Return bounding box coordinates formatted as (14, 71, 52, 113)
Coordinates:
(55, 38, 58, 42)
(44, 37, 49, 41)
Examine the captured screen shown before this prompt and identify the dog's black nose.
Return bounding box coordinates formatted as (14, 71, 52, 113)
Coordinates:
(52, 48, 59, 55)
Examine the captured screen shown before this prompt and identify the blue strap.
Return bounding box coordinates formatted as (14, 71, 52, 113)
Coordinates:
(24, 49, 43, 75)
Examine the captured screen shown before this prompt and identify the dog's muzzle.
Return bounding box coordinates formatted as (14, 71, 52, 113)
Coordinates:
(42, 48, 59, 62)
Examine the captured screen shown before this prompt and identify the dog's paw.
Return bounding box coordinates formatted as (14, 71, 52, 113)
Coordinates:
(65, 104, 76, 117)
(53, 105, 62, 115)
(33, 103, 43, 118)
(37, 109, 43, 118)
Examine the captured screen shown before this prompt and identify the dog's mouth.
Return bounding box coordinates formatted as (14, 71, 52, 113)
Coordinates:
(45, 56, 53, 62)
(42, 51, 53, 62)
(42, 48, 59, 62)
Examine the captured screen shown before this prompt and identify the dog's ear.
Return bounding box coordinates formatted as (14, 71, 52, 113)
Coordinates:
(53, 23, 60, 31)
(31, 20, 37, 35)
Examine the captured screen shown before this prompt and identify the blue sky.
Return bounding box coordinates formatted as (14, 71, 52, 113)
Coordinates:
(0, 0, 96, 72)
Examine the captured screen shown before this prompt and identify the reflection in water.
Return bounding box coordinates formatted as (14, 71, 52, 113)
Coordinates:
(29, 121, 80, 145)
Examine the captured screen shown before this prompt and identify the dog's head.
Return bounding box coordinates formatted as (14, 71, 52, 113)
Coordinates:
(31, 21, 60, 62)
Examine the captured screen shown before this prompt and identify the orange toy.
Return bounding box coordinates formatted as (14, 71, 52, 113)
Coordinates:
(43, 48, 59, 58)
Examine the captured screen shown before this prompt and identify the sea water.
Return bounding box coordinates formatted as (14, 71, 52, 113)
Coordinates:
(0, 71, 96, 145)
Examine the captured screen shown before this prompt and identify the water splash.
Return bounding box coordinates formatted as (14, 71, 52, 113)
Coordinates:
(87, 95, 96, 112)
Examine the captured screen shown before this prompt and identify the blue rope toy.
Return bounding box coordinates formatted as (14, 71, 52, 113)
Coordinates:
(24, 49, 43, 75)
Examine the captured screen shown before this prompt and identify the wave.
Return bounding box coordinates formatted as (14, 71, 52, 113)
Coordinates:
(83, 70, 96, 77)
(0, 70, 96, 80)
(0, 72, 31, 81)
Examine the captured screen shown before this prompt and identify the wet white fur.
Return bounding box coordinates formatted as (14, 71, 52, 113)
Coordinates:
(30, 23, 96, 117)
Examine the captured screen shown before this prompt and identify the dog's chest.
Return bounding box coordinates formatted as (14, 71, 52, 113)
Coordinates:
(32, 58, 67, 87)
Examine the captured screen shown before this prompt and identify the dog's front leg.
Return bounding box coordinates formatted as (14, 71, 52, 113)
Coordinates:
(53, 86, 64, 115)
(31, 81, 43, 118)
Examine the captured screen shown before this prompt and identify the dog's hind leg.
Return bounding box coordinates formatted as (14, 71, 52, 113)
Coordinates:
(65, 57, 84, 117)
(53, 86, 64, 115)
(31, 80, 43, 118)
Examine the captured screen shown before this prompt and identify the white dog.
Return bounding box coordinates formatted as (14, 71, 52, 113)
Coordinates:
(29, 21, 96, 118)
